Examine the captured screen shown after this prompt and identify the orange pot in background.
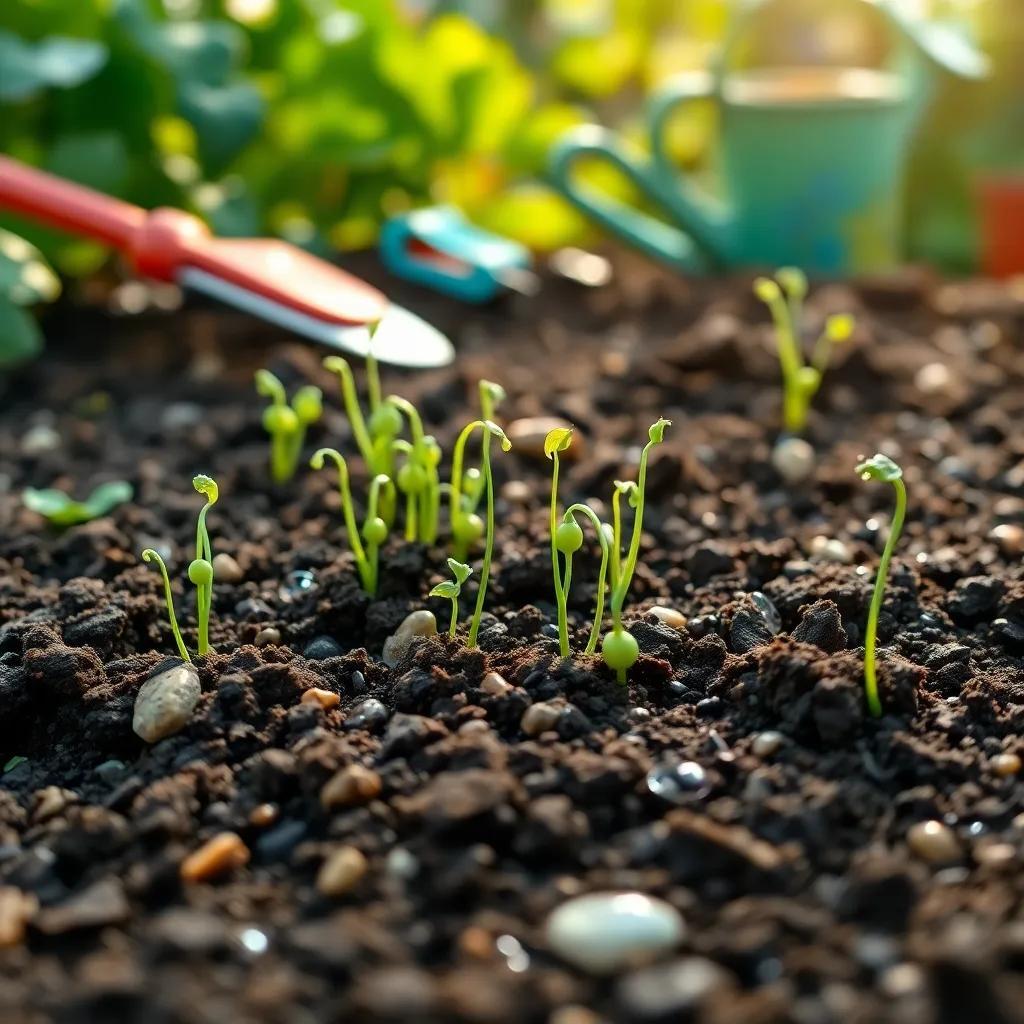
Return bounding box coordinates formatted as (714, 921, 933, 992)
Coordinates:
(979, 174, 1024, 278)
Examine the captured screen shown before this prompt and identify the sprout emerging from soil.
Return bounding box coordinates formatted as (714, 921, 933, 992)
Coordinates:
(256, 369, 323, 484)
(603, 418, 670, 683)
(856, 453, 907, 718)
(450, 419, 511, 647)
(546, 425, 576, 657)
(23, 480, 133, 528)
(450, 380, 506, 560)
(387, 396, 442, 545)
(430, 558, 473, 636)
(754, 268, 854, 436)
(310, 448, 393, 596)
(141, 474, 220, 662)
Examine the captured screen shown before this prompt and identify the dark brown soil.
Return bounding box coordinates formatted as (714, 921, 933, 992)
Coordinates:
(2, 252, 1024, 1024)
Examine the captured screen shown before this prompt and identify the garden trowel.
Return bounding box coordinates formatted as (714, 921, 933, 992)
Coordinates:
(0, 155, 454, 368)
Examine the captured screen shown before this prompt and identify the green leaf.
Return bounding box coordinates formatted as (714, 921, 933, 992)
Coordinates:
(447, 559, 473, 585)
(46, 132, 129, 194)
(178, 80, 264, 169)
(23, 480, 133, 527)
(544, 426, 574, 459)
(0, 31, 107, 102)
(484, 420, 512, 452)
(856, 453, 903, 484)
(82, 481, 134, 519)
(193, 474, 219, 504)
(430, 581, 460, 600)
(648, 418, 671, 444)
(3, 756, 27, 774)
(0, 301, 44, 368)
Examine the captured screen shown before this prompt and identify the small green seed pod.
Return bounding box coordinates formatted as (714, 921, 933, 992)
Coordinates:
(398, 462, 427, 494)
(602, 629, 639, 673)
(363, 517, 388, 547)
(263, 405, 299, 435)
(555, 519, 584, 555)
(188, 558, 214, 587)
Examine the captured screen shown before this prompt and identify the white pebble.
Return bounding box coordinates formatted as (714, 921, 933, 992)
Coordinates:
(382, 610, 437, 668)
(771, 437, 815, 484)
(212, 552, 243, 584)
(20, 424, 61, 456)
(133, 662, 201, 743)
(648, 606, 687, 630)
(752, 731, 784, 758)
(545, 892, 685, 974)
(811, 536, 852, 564)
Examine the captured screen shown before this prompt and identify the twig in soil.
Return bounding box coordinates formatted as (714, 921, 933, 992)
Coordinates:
(856, 453, 907, 718)
(141, 474, 220, 662)
(430, 558, 473, 636)
(755, 268, 854, 436)
(310, 448, 393, 596)
(255, 369, 323, 484)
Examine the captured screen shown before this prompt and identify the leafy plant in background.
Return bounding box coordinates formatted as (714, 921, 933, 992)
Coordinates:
(23, 480, 132, 527)
(754, 268, 854, 435)
(256, 369, 323, 484)
(0, 229, 60, 367)
(310, 447, 393, 596)
(856, 453, 907, 718)
(141, 474, 219, 663)
(430, 558, 473, 636)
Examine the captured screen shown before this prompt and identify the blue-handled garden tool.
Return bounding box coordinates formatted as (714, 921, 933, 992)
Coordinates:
(380, 206, 538, 303)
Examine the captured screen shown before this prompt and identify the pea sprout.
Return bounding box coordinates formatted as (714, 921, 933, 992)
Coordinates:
(310, 448, 393, 596)
(430, 558, 473, 636)
(856, 453, 907, 718)
(141, 474, 220, 662)
(754, 268, 854, 435)
(256, 369, 322, 484)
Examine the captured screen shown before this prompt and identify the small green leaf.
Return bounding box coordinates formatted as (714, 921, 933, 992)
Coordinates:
(3, 756, 27, 774)
(430, 581, 460, 600)
(776, 267, 808, 300)
(856, 453, 903, 484)
(484, 420, 511, 453)
(193, 474, 219, 504)
(0, 32, 107, 102)
(255, 369, 285, 402)
(544, 426, 573, 459)
(648, 418, 671, 444)
(447, 558, 473, 585)
(82, 481, 134, 519)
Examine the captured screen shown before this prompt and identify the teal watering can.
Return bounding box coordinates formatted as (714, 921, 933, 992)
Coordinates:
(548, 0, 987, 274)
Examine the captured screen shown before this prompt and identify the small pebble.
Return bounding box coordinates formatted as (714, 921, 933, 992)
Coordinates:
(249, 803, 278, 827)
(0, 887, 38, 948)
(992, 752, 1021, 777)
(385, 848, 418, 880)
(976, 843, 1016, 868)
(811, 535, 852, 564)
(321, 765, 382, 808)
(915, 361, 953, 395)
(521, 702, 562, 736)
(301, 687, 340, 710)
(303, 635, 343, 660)
(279, 568, 317, 603)
(906, 820, 961, 864)
(771, 436, 815, 484)
(254, 627, 282, 647)
(316, 846, 368, 896)
(546, 892, 686, 973)
(350, 669, 367, 694)
(21, 424, 61, 456)
(133, 662, 201, 743)
(646, 762, 710, 804)
(648, 606, 687, 630)
(752, 731, 785, 758)
(480, 672, 510, 696)
(345, 698, 389, 731)
(382, 610, 437, 668)
(212, 552, 243, 583)
(180, 832, 250, 883)
(990, 524, 1024, 557)
(506, 416, 579, 460)
(501, 480, 532, 504)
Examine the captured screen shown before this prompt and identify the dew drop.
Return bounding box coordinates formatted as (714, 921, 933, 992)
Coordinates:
(279, 569, 317, 603)
(646, 761, 710, 804)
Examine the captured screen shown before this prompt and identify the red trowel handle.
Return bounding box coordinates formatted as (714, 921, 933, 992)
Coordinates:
(0, 155, 388, 326)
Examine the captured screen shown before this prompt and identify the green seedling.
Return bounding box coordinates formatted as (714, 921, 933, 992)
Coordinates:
(256, 369, 323, 484)
(388, 396, 442, 544)
(310, 448, 394, 596)
(448, 419, 511, 646)
(142, 475, 219, 663)
(603, 418, 671, 683)
(754, 268, 854, 435)
(23, 480, 132, 528)
(430, 558, 473, 636)
(856, 453, 906, 718)
(545, 427, 612, 657)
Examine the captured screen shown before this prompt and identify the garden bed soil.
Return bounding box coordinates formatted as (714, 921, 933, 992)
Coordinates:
(2, 252, 1024, 1023)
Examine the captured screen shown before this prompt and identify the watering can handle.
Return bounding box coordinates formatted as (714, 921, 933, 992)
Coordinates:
(548, 74, 727, 272)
